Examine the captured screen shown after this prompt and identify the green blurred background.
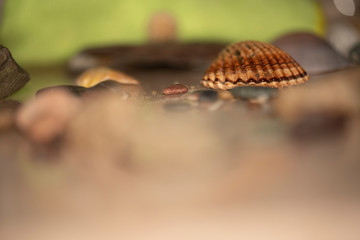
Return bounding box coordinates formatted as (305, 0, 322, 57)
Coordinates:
(0, 0, 324, 66)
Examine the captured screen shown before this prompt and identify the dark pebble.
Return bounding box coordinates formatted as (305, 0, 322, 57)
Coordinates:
(36, 85, 87, 97)
(230, 86, 278, 101)
(194, 89, 218, 103)
(163, 84, 188, 95)
(272, 32, 349, 75)
(163, 102, 191, 112)
(349, 43, 360, 64)
(291, 111, 348, 140)
(0, 45, 30, 99)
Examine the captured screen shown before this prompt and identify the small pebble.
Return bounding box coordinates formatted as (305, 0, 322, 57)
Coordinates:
(163, 84, 188, 95)
(0, 45, 30, 99)
(349, 43, 360, 63)
(197, 90, 218, 103)
(163, 102, 191, 112)
(151, 90, 157, 96)
(37, 85, 87, 97)
(230, 86, 277, 103)
(189, 90, 218, 102)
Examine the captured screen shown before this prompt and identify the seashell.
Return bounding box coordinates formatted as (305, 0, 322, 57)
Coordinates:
(75, 67, 139, 88)
(202, 41, 309, 90)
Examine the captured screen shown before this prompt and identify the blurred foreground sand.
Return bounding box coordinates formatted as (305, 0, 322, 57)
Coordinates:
(1, 67, 360, 239)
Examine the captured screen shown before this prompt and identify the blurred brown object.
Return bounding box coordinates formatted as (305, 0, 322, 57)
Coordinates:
(16, 90, 80, 144)
(274, 67, 360, 139)
(272, 32, 349, 75)
(319, 0, 360, 60)
(148, 12, 178, 43)
(163, 83, 188, 95)
(0, 99, 21, 130)
(67, 43, 226, 75)
(36, 85, 87, 97)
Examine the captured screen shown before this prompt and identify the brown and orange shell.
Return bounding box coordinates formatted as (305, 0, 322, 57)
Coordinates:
(76, 67, 139, 88)
(201, 41, 309, 90)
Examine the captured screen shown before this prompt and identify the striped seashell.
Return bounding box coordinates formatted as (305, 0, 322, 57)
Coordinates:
(202, 41, 309, 90)
(76, 67, 139, 88)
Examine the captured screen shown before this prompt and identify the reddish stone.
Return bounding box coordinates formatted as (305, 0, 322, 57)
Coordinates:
(163, 84, 188, 95)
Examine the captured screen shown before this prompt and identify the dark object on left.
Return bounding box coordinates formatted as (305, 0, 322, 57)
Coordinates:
(36, 85, 87, 97)
(349, 43, 360, 64)
(0, 99, 22, 130)
(0, 45, 30, 99)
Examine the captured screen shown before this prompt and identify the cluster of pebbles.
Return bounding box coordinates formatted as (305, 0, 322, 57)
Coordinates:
(0, 37, 359, 157)
(1, 34, 360, 240)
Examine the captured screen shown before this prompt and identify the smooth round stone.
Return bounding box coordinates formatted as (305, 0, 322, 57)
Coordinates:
(272, 32, 349, 75)
(0, 46, 30, 99)
(88, 80, 123, 92)
(163, 102, 191, 112)
(349, 43, 360, 64)
(230, 86, 278, 101)
(36, 85, 87, 97)
(163, 84, 188, 95)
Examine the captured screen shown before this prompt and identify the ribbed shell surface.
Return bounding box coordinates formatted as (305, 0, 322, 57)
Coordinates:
(202, 41, 309, 90)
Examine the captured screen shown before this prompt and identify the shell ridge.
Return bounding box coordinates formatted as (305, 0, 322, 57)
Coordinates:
(234, 43, 247, 84)
(247, 41, 266, 82)
(202, 41, 309, 89)
(244, 42, 257, 81)
(241, 42, 254, 83)
(260, 42, 285, 82)
(252, 41, 276, 81)
(270, 44, 309, 85)
(261, 42, 299, 87)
